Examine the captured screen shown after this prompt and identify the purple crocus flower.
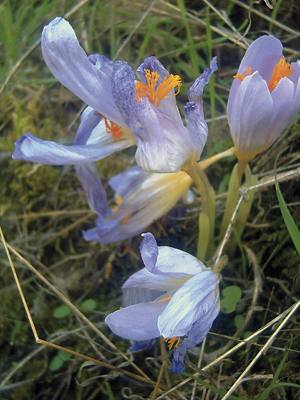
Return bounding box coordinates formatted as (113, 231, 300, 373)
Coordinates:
(83, 167, 192, 243)
(116, 56, 217, 172)
(228, 35, 300, 162)
(13, 17, 216, 173)
(105, 233, 220, 373)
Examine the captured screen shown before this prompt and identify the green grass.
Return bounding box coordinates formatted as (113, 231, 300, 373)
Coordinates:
(1, 0, 300, 399)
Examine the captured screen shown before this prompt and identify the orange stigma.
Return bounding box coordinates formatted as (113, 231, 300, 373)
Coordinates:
(233, 66, 253, 81)
(101, 116, 122, 141)
(136, 69, 182, 106)
(268, 57, 292, 92)
(165, 337, 180, 350)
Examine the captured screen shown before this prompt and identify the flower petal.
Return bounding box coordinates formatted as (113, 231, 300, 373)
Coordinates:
(171, 305, 220, 374)
(105, 301, 166, 341)
(158, 270, 219, 338)
(238, 35, 283, 81)
(75, 163, 107, 215)
(41, 17, 124, 125)
(109, 166, 148, 197)
(83, 170, 192, 243)
(74, 106, 101, 145)
(228, 72, 274, 155)
(139, 232, 158, 272)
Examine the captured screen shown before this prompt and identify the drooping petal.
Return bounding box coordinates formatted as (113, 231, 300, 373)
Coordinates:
(170, 303, 220, 373)
(105, 301, 167, 341)
(12, 127, 134, 165)
(139, 232, 158, 272)
(83, 170, 192, 243)
(109, 166, 148, 198)
(228, 72, 274, 157)
(74, 106, 101, 145)
(75, 163, 107, 215)
(41, 17, 124, 125)
(158, 270, 219, 338)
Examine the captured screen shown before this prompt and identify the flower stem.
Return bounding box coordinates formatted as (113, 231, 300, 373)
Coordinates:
(220, 159, 247, 239)
(198, 147, 235, 170)
(187, 164, 215, 260)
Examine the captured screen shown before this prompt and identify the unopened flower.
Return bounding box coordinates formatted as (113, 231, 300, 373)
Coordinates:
(84, 167, 192, 243)
(105, 233, 220, 373)
(228, 35, 300, 162)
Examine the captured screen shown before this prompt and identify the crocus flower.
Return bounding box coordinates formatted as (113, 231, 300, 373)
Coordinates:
(105, 233, 220, 373)
(228, 35, 300, 162)
(115, 55, 217, 172)
(83, 167, 192, 243)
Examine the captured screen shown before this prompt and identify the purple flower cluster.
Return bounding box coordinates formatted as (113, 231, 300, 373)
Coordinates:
(12, 17, 300, 373)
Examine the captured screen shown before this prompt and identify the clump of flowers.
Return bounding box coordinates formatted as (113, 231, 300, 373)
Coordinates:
(12, 17, 300, 374)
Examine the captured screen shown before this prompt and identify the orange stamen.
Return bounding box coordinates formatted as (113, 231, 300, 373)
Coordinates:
(136, 69, 182, 107)
(103, 117, 123, 141)
(268, 57, 292, 92)
(233, 66, 253, 81)
(165, 337, 180, 350)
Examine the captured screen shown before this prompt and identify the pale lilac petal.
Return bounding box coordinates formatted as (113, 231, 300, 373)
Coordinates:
(83, 171, 192, 243)
(74, 106, 101, 145)
(158, 270, 219, 338)
(137, 56, 169, 82)
(228, 72, 273, 154)
(228, 36, 282, 117)
(122, 287, 164, 307)
(129, 340, 155, 352)
(12, 132, 133, 165)
(122, 268, 190, 294)
(41, 17, 124, 125)
(238, 35, 283, 81)
(188, 57, 218, 103)
(109, 166, 148, 197)
(171, 304, 220, 373)
(289, 60, 300, 84)
(156, 246, 206, 275)
(140, 232, 158, 272)
(105, 301, 166, 341)
(266, 77, 295, 146)
(75, 163, 107, 215)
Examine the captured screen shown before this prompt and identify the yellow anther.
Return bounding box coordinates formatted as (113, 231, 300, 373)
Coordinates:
(268, 57, 292, 92)
(136, 69, 182, 107)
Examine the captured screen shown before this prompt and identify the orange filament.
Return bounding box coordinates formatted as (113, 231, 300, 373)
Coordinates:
(102, 116, 123, 141)
(165, 337, 180, 350)
(268, 57, 292, 92)
(233, 66, 253, 81)
(136, 69, 182, 107)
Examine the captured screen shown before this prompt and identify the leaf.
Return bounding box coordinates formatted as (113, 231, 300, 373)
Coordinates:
(49, 351, 71, 372)
(275, 181, 300, 255)
(53, 305, 71, 319)
(221, 285, 242, 314)
(79, 299, 97, 313)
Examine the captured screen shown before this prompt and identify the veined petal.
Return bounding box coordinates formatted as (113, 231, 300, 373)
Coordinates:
(171, 304, 220, 373)
(238, 35, 283, 81)
(156, 246, 206, 275)
(228, 72, 273, 156)
(140, 232, 158, 272)
(105, 301, 166, 341)
(228, 36, 282, 118)
(74, 106, 101, 145)
(41, 17, 124, 125)
(266, 77, 295, 146)
(158, 270, 219, 338)
(83, 170, 192, 243)
(109, 166, 148, 198)
(12, 132, 133, 165)
(75, 163, 107, 215)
